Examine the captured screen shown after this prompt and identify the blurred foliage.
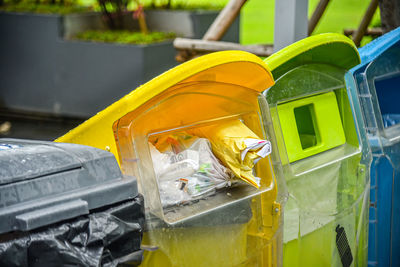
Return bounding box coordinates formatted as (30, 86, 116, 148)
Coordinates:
(74, 30, 175, 44)
(97, 0, 128, 29)
(0, 0, 91, 13)
(94, 0, 226, 30)
(85, 0, 227, 11)
(0, 2, 90, 13)
(2, 0, 78, 4)
(140, 0, 225, 10)
(0, 0, 225, 13)
(241, 0, 381, 46)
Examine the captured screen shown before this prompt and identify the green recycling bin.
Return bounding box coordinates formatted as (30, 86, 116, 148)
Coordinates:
(263, 33, 372, 267)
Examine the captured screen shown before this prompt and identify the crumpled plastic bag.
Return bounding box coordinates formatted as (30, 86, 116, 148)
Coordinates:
(0, 196, 145, 267)
(149, 136, 234, 207)
(190, 120, 272, 188)
(382, 113, 400, 128)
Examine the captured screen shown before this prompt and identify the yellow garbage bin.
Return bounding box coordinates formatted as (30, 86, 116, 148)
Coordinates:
(57, 51, 287, 267)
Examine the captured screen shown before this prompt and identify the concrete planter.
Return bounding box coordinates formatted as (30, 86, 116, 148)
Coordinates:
(145, 9, 239, 41)
(0, 11, 239, 118)
(63, 10, 240, 41)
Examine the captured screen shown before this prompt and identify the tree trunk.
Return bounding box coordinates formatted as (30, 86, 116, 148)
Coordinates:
(100, 0, 116, 30)
(203, 0, 247, 41)
(138, 15, 148, 34)
(379, 0, 400, 33)
(353, 0, 379, 47)
(308, 0, 331, 35)
(114, 0, 124, 29)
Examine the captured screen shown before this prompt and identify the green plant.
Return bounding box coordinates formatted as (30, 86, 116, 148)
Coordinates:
(96, 0, 147, 32)
(0, 0, 91, 13)
(143, 0, 226, 10)
(97, 0, 128, 29)
(2, 0, 79, 6)
(74, 30, 175, 44)
(133, 0, 147, 34)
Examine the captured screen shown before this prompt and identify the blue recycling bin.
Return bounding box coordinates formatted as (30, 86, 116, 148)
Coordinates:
(345, 27, 400, 267)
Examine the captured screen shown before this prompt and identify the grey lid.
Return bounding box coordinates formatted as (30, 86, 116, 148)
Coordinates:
(0, 138, 138, 234)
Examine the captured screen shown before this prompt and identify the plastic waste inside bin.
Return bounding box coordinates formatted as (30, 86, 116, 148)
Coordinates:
(57, 51, 287, 267)
(345, 26, 400, 267)
(0, 138, 145, 267)
(264, 33, 371, 267)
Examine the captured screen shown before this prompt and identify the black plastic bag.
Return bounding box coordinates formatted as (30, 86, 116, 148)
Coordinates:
(0, 195, 145, 267)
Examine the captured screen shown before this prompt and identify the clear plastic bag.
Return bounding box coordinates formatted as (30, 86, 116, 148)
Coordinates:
(150, 138, 234, 207)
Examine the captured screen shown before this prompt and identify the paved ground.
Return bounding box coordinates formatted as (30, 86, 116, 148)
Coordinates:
(0, 111, 84, 141)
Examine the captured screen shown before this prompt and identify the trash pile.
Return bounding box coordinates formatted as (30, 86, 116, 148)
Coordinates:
(149, 120, 272, 207)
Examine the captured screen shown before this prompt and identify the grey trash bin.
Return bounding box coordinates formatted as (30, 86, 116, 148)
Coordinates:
(0, 138, 144, 267)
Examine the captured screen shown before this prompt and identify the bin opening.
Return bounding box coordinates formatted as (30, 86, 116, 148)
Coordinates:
(276, 92, 346, 163)
(362, 40, 400, 134)
(266, 63, 359, 171)
(294, 104, 319, 149)
(375, 72, 400, 128)
(112, 81, 276, 224)
(147, 119, 270, 210)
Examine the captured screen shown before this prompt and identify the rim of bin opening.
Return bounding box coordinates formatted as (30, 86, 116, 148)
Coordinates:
(56, 50, 275, 164)
(265, 33, 360, 78)
(357, 26, 400, 64)
(262, 32, 373, 178)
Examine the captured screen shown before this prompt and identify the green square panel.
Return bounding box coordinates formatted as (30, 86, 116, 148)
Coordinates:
(277, 91, 346, 162)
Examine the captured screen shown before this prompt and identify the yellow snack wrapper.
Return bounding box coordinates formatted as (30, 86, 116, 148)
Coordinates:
(190, 120, 272, 188)
(149, 132, 197, 153)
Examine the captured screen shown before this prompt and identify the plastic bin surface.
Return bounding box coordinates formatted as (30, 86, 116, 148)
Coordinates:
(0, 138, 137, 234)
(0, 138, 144, 266)
(264, 33, 371, 267)
(57, 51, 287, 267)
(345, 27, 400, 267)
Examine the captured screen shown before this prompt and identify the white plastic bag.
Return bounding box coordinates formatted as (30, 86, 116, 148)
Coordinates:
(149, 138, 234, 207)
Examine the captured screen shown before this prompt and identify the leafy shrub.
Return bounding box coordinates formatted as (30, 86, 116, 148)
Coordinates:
(143, 0, 226, 10)
(0, 0, 90, 13)
(74, 30, 175, 44)
(0, 2, 90, 13)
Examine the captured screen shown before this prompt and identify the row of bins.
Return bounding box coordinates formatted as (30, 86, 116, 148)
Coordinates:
(346, 26, 400, 267)
(1, 28, 398, 266)
(54, 32, 372, 267)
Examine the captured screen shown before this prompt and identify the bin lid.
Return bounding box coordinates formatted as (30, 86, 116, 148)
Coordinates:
(346, 27, 400, 146)
(0, 138, 138, 234)
(56, 51, 274, 164)
(262, 34, 362, 162)
(265, 33, 360, 79)
(358, 27, 400, 64)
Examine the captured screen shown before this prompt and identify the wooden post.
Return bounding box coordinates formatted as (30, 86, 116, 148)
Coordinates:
(176, 0, 247, 62)
(353, 0, 379, 46)
(378, 0, 400, 33)
(308, 0, 331, 35)
(174, 38, 273, 57)
(344, 27, 383, 37)
(203, 0, 248, 41)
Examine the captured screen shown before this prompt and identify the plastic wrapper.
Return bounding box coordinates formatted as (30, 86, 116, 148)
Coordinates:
(382, 114, 400, 128)
(150, 136, 234, 207)
(191, 120, 272, 188)
(0, 196, 145, 267)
